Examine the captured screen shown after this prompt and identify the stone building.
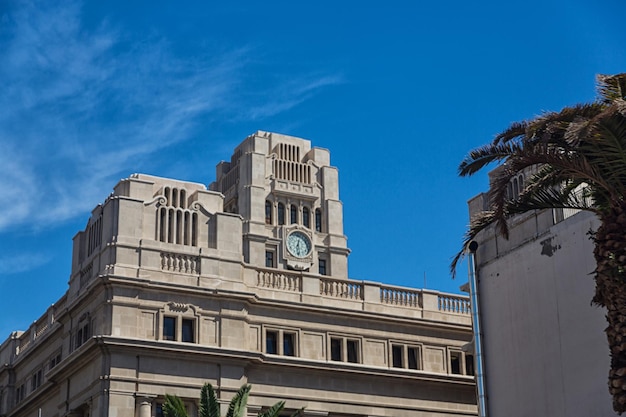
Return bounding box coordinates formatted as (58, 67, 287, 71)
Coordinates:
(0, 132, 476, 417)
(466, 167, 612, 417)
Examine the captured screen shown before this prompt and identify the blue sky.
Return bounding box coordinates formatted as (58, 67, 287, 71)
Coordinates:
(1, 0, 625, 337)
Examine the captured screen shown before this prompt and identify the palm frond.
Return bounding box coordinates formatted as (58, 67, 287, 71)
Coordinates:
(493, 121, 527, 144)
(257, 401, 286, 417)
(225, 384, 252, 417)
(597, 73, 626, 103)
(458, 142, 521, 176)
(200, 383, 221, 417)
(163, 394, 189, 417)
(450, 210, 498, 277)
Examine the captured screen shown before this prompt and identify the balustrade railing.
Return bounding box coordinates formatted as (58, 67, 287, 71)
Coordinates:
(438, 294, 471, 314)
(380, 285, 421, 307)
(253, 269, 470, 316)
(257, 270, 301, 292)
(319, 278, 363, 300)
(160, 252, 199, 274)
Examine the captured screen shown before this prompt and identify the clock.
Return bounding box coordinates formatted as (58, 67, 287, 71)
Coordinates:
(286, 231, 312, 258)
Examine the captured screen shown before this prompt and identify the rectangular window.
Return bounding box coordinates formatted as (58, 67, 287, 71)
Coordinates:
(265, 251, 274, 268)
(450, 351, 462, 375)
(283, 332, 295, 356)
(163, 317, 176, 341)
(465, 354, 475, 376)
(16, 384, 25, 403)
(347, 339, 359, 363)
(330, 338, 342, 361)
(318, 259, 327, 276)
(266, 330, 278, 354)
(50, 352, 62, 369)
(392, 345, 403, 368)
(182, 319, 194, 343)
(408, 347, 420, 370)
(31, 369, 43, 391)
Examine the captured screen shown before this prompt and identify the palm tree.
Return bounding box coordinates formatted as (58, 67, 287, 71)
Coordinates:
(452, 73, 626, 413)
(163, 383, 296, 417)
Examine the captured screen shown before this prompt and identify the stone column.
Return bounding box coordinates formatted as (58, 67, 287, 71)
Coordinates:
(137, 397, 153, 417)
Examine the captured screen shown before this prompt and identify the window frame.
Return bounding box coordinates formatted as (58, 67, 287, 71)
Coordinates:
(390, 342, 422, 370)
(160, 305, 199, 344)
(448, 348, 473, 375)
(264, 327, 299, 357)
(329, 335, 362, 363)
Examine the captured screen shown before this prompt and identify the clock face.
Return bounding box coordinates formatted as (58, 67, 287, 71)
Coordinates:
(286, 231, 312, 258)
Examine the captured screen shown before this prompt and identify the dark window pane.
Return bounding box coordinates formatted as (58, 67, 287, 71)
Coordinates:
(266, 251, 274, 268)
(319, 259, 326, 276)
(164, 317, 176, 341)
(315, 209, 322, 232)
(182, 319, 194, 343)
(278, 204, 285, 225)
(302, 207, 310, 228)
(265, 201, 272, 225)
(450, 352, 461, 374)
(408, 347, 419, 369)
(284, 333, 295, 356)
(465, 354, 475, 375)
(266, 331, 278, 354)
(331, 338, 342, 361)
(290, 205, 297, 224)
(347, 340, 359, 363)
(392, 345, 403, 368)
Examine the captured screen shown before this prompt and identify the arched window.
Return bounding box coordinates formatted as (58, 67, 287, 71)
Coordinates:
(290, 205, 298, 224)
(302, 207, 310, 228)
(265, 201, 272, 225)
(315, 209, 322, 232)
(278, 203, 285, 225)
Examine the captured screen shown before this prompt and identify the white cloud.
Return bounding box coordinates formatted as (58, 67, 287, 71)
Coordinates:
(0, 252, 52, 275)
(0, 1, 341, 233)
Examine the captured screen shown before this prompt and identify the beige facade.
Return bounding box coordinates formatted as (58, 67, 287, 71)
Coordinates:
(467, 170, 612, 417)
(0, 131, 476, 417)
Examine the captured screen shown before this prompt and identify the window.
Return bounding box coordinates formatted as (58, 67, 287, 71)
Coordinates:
(391, 343, 421, 370)
(49, 351, 62, 369)
(15, 383, 25, 403)
(182, 319, 195, 343)
(302, 207, 310, 228)
(330, 336, 360, 363)
(283, 333, 295, 357)
(74, 317, 91, 351)
(163, 316, 196, 343)
(290, 205, 297, 224)
(31, 369, 43, 391)
(265, 201, 272, 225)
(278, 203, 285, 225)
(315, 209, 322, 232)
(465, 354, 475, 376)
(163, 317, 176, 341)
(408, 347, 420, 370)
(266, 329, 297, 356)
(392, 345, 403, 368)
(347, 340, 359, 363)
(266, 331, 278, 354)
(318, 259, 327, 276)
(450, 351, 461, 374)
(330, 338, 342, 361)
(266, 250, 275, 268)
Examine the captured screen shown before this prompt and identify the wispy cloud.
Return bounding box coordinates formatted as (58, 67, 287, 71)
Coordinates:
(0, 252, 52, 275)
(0, 1, 341, 233)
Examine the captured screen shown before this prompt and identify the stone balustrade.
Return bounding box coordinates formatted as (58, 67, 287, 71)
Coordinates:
(254, 268, 470, 319)
(11, 300, 63, 358)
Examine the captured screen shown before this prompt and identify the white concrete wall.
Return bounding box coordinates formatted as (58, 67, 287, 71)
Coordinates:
(474, 211, 613, 417)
